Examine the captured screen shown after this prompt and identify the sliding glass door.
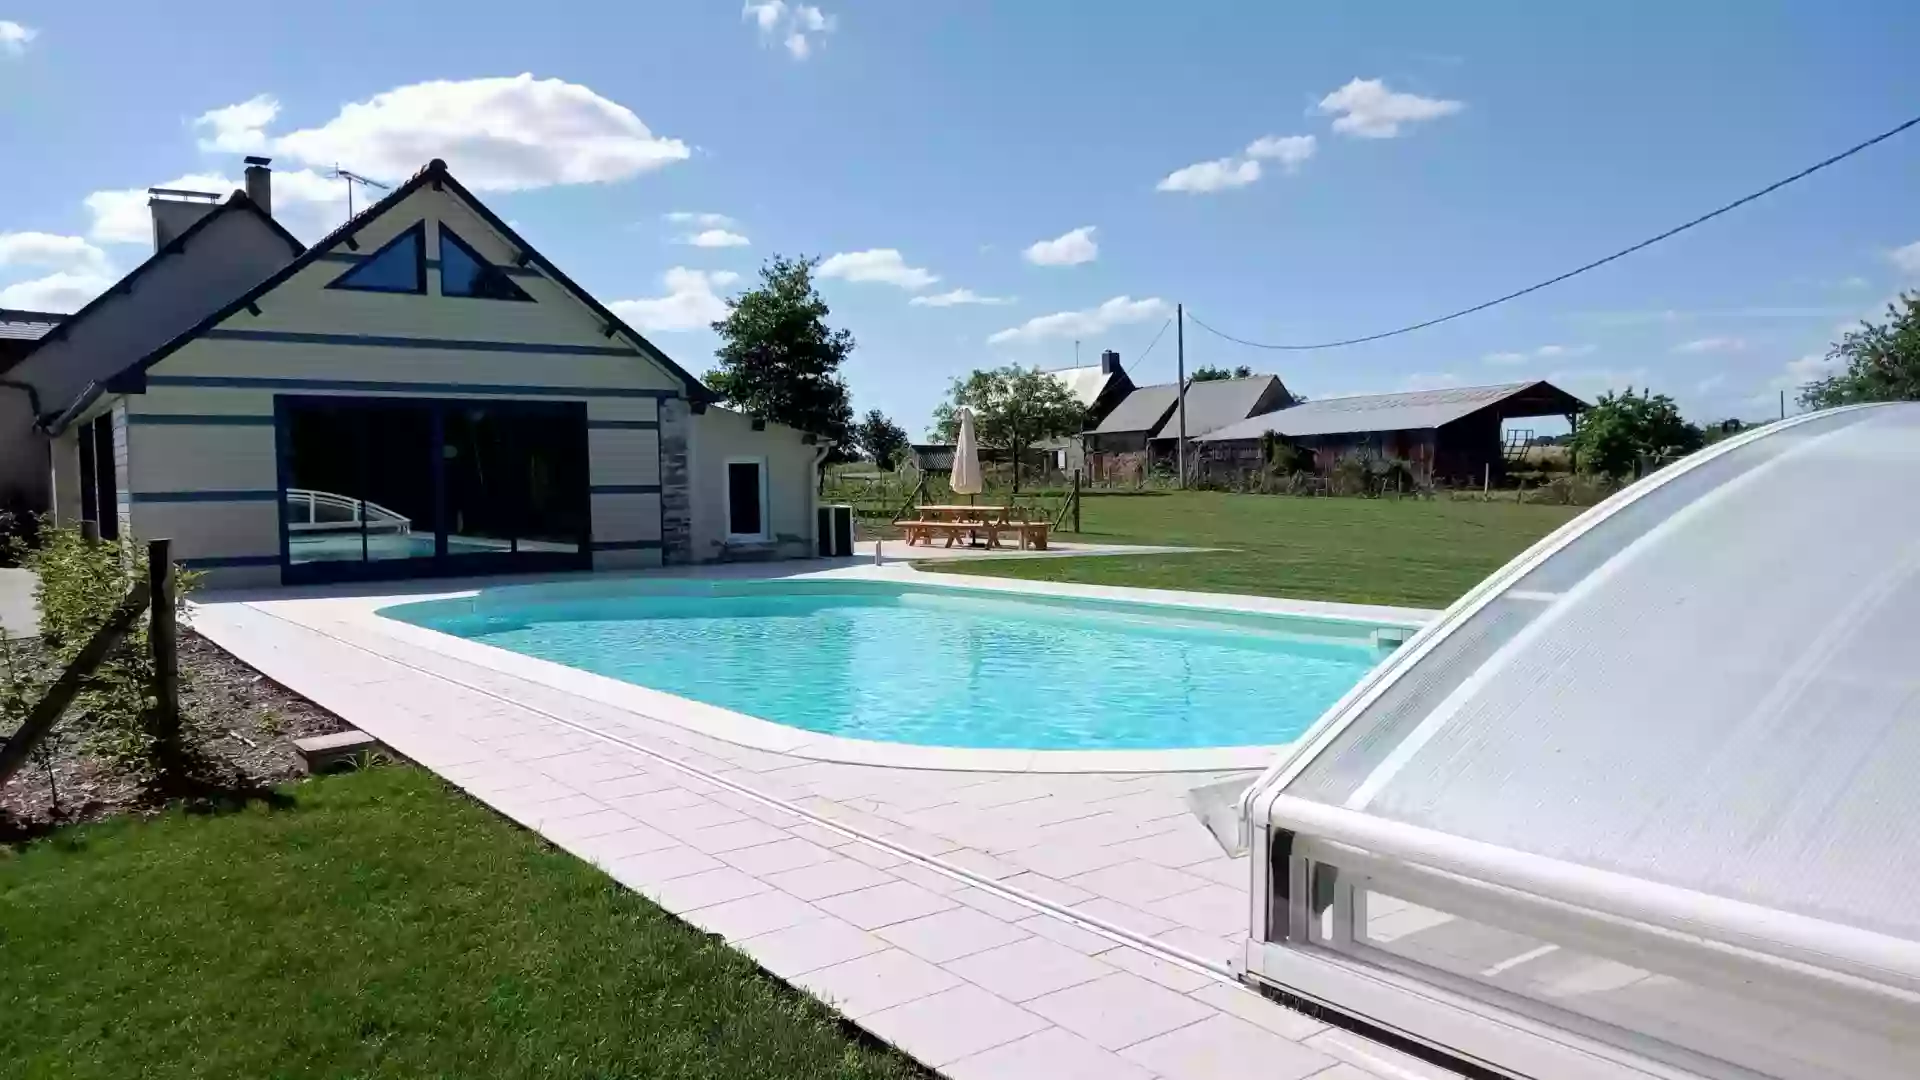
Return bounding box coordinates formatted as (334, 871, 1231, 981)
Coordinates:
(278, 396, 590, 583)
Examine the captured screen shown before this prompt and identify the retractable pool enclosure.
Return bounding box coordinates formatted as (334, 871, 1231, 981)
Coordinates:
(1241, 403, 1920, 1080)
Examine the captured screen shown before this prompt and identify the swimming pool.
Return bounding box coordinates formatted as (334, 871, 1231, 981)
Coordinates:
(380, 580, 1397, 751)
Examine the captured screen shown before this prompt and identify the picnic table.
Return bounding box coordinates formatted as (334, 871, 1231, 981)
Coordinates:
(895, 504, 1048, 550)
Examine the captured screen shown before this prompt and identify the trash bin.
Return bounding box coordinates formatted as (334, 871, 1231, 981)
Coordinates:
(817, 504, 855, 557)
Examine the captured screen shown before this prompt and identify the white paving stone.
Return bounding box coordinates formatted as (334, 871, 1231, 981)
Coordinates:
(1100, 945, 1217, 993)
(795, 948, 961, 1019)
(1120, 1012, 1336, 1080)
(736, 915, 890, 979)
(945, 936, 1114, 1002)
(1147, 884, 1250, 936)
(601, 845, 726, 888)
(719, 837, 836, 876)
(861, 984, 1050, 1067)
(1067, 861, 1214, 906)
(1186, 982, 1328, 1042)
(943, 1025, 1158, 1080)
(873, 906, 1030, 964)
(1025, 971, 1217, 1051)
(815, 880, 960, 930)
(1014, 912, 1123, 956)
(683, 889, 824, 941)
(762, 855, 898, 900)
(645, 866, 770, 910)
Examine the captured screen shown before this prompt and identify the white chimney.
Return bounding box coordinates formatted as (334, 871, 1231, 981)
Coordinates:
(148, 188, 222, 252)
(244, 156, 272, 216)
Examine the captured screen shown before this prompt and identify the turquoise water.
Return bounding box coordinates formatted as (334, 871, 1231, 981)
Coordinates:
(382, 583, 1390, 750)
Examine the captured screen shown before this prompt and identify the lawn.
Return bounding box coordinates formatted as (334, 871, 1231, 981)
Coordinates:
(924, 491, 1583, 609)
(0, 767, 929, 1080)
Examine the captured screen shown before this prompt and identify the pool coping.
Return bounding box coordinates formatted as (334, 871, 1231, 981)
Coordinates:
(218, 568, 1436, 774)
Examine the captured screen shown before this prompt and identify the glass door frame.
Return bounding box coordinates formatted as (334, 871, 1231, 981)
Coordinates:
(274, 393, 593, 585)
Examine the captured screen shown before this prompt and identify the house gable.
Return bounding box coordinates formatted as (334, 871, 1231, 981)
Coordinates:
(109, 160, 712, 405)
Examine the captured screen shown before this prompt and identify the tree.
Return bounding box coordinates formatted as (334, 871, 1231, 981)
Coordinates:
(1799, 292, 1920, 409)
(705, 255, 856, 460)
(930, 366, 1087, 491)
(1569, 387, 1704, 477)
(854, 409, 909, 470)
(1190, 364, 1253, 382)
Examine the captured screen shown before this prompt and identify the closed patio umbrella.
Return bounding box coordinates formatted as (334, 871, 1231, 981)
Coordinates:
(950, 407, 983, 503)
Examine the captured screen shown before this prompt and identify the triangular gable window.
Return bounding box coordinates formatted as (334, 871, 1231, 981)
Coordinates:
(438, 224, 534, 301)
(326, 223, 427, 294)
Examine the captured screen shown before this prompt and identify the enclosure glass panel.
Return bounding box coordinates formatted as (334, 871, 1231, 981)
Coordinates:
(442, 405, 519, 555)
(513, 407, 587, 553)
(438, 225, 533, 301)
(359, 403, 438, 562)
(284, 404, 369, 564)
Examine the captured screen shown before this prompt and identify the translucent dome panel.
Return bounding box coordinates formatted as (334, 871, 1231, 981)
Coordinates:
(1282, 405, 1920, 939)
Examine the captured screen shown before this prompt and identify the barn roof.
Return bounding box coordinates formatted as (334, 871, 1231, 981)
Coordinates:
(1194, 380, 1586, 441)
(1089, 382, 1181, 436)
(1148, 375, 1287, 440)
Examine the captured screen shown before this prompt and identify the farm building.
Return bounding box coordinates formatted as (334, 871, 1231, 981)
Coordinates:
(1192, 380, 1587, 486)
(1084, 374, 1292, 483)
(4, 158, 827, 587)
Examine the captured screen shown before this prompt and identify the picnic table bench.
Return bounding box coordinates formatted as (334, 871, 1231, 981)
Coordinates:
(895, 506, 1050, 551)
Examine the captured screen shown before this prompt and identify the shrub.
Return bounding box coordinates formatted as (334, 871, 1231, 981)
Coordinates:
(21, 524, 198, 784)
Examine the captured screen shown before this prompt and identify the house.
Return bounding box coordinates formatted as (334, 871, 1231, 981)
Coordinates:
(1041, 349, 1135, 474)
(1083, 374, 1292, 482)
(1, 163, 307, 521)
(1191, 380, 1588, 486)
(16, 157, 825, 587)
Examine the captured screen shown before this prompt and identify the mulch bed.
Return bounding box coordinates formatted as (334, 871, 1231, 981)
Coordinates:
(1, 630, 348, 839)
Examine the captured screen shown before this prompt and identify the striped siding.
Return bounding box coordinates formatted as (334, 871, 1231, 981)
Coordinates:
(129, 424, 277, 494)
(131, 490, 279, 503)
(590, 492, 662, 547)
(127, 414, 276, 426)
(111, 402, 131, 541)
(147, 375, 671, 398)
(203, 328, 637, 358)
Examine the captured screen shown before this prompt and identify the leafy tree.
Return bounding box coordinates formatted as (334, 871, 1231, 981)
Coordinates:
(1569, 387, 1704, 477)
(705, 255, 855, 460)
(930, 366, 1087, 491)
(1799, 292, 1920, 409)
(1191, 364, 1253, 382)
(854, 409, 909, 469)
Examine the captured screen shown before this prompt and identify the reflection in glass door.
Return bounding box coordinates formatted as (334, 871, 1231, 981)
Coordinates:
(279, 396, 590, 582)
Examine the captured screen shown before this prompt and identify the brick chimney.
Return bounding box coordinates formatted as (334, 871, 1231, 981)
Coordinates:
(243, 156, 272, 216)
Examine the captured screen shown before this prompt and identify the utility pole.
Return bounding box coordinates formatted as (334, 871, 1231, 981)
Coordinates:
(1175, 303, 1188, 488)
(1779, 389, 1786, 421)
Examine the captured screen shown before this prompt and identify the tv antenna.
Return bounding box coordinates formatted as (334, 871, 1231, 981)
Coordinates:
(327, 165, 390, 219)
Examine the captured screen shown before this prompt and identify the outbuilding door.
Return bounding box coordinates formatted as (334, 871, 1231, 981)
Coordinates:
(276, 395, 591, 583)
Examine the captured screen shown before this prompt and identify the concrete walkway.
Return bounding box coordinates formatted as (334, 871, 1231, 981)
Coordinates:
(0, 567, 37, 638)
(190, 573, 1452, 1080)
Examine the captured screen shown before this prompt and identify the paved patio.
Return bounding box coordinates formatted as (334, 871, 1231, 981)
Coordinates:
(191, 564, 1451, 1080)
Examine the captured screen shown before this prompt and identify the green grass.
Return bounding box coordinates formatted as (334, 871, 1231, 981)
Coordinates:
(0, 768, 930, 1080)
(924, 491, 1582, 609)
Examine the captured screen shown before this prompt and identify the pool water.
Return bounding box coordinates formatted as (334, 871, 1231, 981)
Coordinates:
(382, 583, 1391, 750)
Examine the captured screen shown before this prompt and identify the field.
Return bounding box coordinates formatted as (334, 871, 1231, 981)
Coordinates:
(924, 490, 1583, 609)
(0, 767, 928, 1080)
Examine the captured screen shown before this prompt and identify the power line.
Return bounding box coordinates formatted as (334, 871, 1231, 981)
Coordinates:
(1184, 111, 1920, 352)
(1134, 317, 1175, 368)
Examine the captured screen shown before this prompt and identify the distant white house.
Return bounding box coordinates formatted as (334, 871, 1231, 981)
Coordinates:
(4, 158, 827, 586)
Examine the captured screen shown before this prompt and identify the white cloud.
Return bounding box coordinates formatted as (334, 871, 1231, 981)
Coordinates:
(745, 0, 833, 60)
(84, 168, 350, 245)
(988, 295, 1169, 345)
(909, 289, 1013, 307)
(1317, 78, 1463, 138)
(743, 0, 785, 31)
(194, 94, 279, 153)
(1891, 240, 1920, 275)
(608, 267, 740, 332)
(1672, 336, 1747, 354)
(0, 19, 35, 55)
(0, 232, 111, 275)
(274, 74, 688, 190)
(1769, 352, 1842, 392)
(1245, 134, 1317, 172)
(1836, 275, 1871, 289)
(817, 248, 937, 289)
(684, 228, 749, 248)
(1483, 343, 1595, 365)
(1157, 157, 1261, 194)
(0, 271, 117, 313)
(665, 211, 735, 228)
(1022, 226, 1098, 267)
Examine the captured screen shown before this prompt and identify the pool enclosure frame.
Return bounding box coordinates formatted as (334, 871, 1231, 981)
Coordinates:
(1239, 403, 1920, 1080)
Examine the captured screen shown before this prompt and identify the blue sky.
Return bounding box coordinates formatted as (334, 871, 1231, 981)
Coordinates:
(2, 2, 1917, 435)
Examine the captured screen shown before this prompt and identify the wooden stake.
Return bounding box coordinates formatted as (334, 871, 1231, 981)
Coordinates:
(148, 538, 179, 754)
(1071, 469, 1082, 533)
